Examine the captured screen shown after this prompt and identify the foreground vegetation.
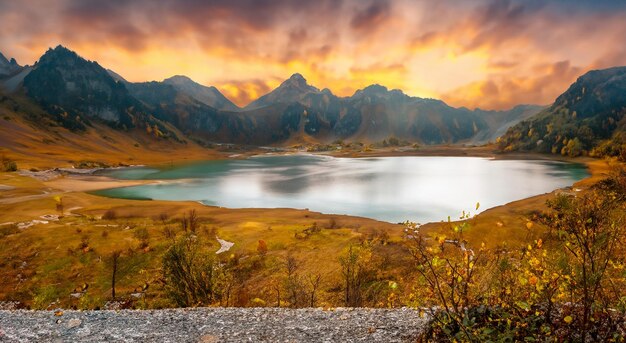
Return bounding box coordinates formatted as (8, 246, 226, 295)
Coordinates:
(412, 166, 626, 342)
(0, 171, 411, 309)
(1, 154, 625, 340)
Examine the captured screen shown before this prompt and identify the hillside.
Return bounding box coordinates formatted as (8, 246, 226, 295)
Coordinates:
(163, 75, 240, 111)
(499, 66, 626, 158)
(0, 92, 222, 169)
(1, 46, 542, 147)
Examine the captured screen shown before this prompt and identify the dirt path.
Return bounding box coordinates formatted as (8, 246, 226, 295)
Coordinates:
(215, 236, 234, 254)
(0, 191, 66, 205)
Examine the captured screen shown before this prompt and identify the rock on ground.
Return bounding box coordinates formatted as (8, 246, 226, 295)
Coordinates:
(0, 307, 429, 342)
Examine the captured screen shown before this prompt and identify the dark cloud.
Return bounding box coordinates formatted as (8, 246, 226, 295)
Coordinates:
(63, 0, 128, 23)
(47, 0, 346, 58)
(1, 0, 626, 110)
(350, 0, 391, 32)
(463, 0, 545, 52)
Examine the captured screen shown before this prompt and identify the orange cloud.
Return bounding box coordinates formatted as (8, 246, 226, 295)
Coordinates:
(217, 79, 279, 108)
(442, 61, 583, 110)
(0, 0, 625, 109)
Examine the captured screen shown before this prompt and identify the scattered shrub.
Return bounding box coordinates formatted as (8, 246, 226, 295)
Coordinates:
(163, 226, 177, 240)
(0, 155, 17, 172)
(180, 210, 199, 233)
(158, 212, 169, 223)
(162, 235, 223, 307)
(32, 286, 59, 310)
(102, 209, 117, 220)
(0, 224, 20, 238)
(75, 160, 110, 169)
(327, 218, 338, 229)
(257, 240, 268, 256)
(133, 227, 150, 249)
(78, 235, 90, 250)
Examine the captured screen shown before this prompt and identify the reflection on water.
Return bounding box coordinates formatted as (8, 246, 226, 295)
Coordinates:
(95, 155, 589, 223)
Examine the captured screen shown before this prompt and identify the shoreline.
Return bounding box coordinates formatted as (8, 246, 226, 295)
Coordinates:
(27, 149, 608, 226)
(0, 148, 617, 310)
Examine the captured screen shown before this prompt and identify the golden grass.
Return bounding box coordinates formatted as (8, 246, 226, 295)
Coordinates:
(0, 174, 406, 308)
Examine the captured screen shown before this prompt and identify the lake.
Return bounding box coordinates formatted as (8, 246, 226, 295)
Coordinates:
(94, 155, 589, 223)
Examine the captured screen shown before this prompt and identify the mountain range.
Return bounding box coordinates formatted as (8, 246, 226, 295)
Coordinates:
(2, 45, 622, 154)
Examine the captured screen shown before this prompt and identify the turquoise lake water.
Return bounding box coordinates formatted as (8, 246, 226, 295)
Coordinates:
(94, 155, 589, 223)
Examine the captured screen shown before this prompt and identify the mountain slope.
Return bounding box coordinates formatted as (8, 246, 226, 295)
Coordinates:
(23, 46, 140, 127)
(0, 91, 216, 168)
(19, 45, 185, 144)
(470, 105, 545, 145)
(163, 75, 239, 111)
(498, 66, 626, 157)
(245, 73, 320, 110)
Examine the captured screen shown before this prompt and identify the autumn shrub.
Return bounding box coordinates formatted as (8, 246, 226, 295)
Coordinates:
(78, 235, 90, 250)
(179, 209, 199, 233)
(257, 240, 268, 256)
(162, 226, 177, 240)
(412, 186, 626, 342)
(274, 255, 323, 308)
(133, 227, 150, 249)
(339, 244, 376, 307)
(102, 209, 117, 220)
(162, 234, 225, 307)
(0, 223, 20, 238)
(32, 285, 60, 310)
(0, 155, 17, 172)
(540, 186, 626, 340)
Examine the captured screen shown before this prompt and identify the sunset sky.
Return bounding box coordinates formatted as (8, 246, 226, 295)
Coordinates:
(1, 0, 625, 110)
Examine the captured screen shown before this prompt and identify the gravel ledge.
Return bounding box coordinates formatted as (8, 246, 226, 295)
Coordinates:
(0, 307, 430, 342)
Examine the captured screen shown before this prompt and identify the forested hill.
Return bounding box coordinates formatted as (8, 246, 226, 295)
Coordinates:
(498, 66, 626, 159)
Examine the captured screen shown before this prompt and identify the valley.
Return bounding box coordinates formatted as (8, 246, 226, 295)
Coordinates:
(0, 141, 611, 310)
(3, 1, 626, 340)
(0, 45, 622, 312)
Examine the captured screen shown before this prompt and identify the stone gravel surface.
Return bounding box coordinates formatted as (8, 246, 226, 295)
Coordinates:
(0, 307, 429, 342)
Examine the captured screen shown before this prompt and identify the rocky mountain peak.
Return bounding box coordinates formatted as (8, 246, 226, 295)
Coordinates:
(164, 75, 194, 84)
(0, 52, 9, 65)
(286, 73, 306, 84)
(161, 74, 240, 111)
(0, 51, 22, 77)
(244, 73, 320, 110)
(38, 45, 81, 66)
(353, 84, 390, 98)
(279, 73, 318, 92)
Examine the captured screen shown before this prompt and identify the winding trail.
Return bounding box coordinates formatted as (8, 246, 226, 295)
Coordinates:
(215, 236, 234, 254)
